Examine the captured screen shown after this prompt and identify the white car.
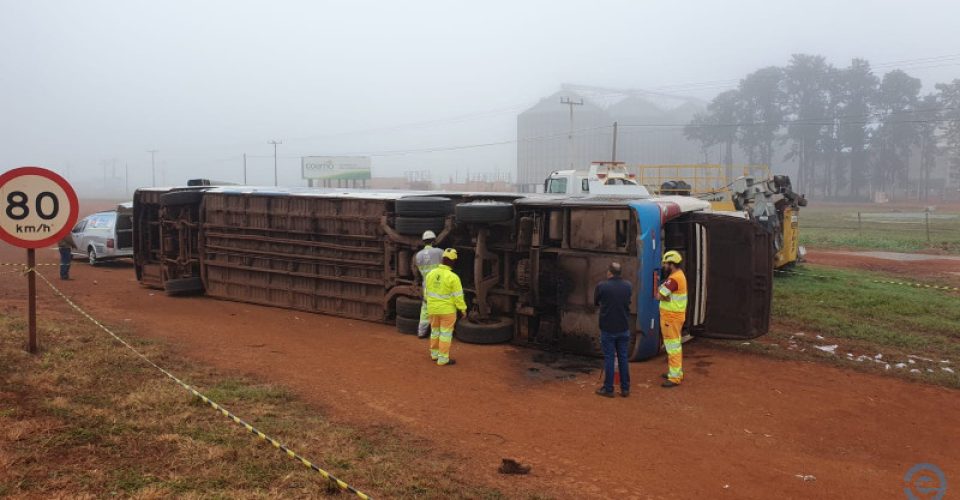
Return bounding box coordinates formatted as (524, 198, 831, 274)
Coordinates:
(69, 203, 134, 265)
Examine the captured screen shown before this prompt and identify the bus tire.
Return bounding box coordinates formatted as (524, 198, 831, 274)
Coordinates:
(395, 295, 423, 319)
(455, 201, 514, 224)
(396, 315, 420, 335)
(455, 317, 514, 344)
(394, 216, 445, 236)
(395, 196, 453, 217)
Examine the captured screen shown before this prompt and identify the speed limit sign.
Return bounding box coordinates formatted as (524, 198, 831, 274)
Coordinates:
(0, 166, 79, 249)
(1, 166, 79, 354)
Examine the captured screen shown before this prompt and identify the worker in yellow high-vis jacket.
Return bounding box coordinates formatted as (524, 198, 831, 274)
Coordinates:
(424, 248, 467, 366)
(657, 250, 688, 388)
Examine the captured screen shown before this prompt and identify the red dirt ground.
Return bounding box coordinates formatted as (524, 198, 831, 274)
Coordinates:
(806, 249, 960, 286)
(2, 201, 957, 498)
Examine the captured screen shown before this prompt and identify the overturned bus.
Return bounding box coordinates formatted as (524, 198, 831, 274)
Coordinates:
(132, 186, 772, 361)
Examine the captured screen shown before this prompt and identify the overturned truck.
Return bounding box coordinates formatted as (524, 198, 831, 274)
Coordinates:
(132, 187, 772, 360)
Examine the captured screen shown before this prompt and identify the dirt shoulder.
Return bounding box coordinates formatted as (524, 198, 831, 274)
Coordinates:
(805, 249, 960, 286)
(2, 242, 958, 499)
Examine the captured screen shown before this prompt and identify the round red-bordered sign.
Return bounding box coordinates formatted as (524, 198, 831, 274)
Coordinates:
(0, 166, 80, 249)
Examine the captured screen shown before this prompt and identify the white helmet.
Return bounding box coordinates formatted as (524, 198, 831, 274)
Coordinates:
(422, 230, 437, 241)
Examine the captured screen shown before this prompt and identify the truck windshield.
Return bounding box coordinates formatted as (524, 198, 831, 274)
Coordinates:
(546, 178, 567, 194)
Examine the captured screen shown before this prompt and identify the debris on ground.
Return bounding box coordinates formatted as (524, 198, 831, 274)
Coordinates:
(814, 345, 838, 354)
(498, 458, 531, 475)
(795, 474, 816, 482)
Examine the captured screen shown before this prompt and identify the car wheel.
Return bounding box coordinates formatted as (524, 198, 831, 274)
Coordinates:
(395, 196, 453, 217)
(455, 317, 514, 344)
(164, 277, 204, 296)
(394, 216, 445, 236)
(395, 295, 423, 319)
(88, 247, 98, 266)
(455, 201, 514, 224)
(396, 315, 420, 335)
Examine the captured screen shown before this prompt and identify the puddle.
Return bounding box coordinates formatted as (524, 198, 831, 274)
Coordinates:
(525, 351, 602, 380)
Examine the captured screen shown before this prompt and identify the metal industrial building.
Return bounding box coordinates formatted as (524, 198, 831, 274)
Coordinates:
(516, 84, 711, 192)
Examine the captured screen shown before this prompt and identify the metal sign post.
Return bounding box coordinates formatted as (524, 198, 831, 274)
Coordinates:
(0, 166, 79, 353)
(27, 248, 36, 352)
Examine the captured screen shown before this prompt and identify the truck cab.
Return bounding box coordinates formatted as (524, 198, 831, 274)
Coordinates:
(545, 162, 651, 197)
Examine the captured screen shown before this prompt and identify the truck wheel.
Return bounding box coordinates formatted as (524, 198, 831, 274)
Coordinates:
(160, 190, 204, 207)
(87, 246, 98, 266)
(164, 277, 204, 296)
(395, 196, 453, 217)
(396, 315, 420, 335)
(394, 216, 445, 236)
(395, 295, 423, 319)
(455, 201, 514, 224)
(455, 317, 514, 344)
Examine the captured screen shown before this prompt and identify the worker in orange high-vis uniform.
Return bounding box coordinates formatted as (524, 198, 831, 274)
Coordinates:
(424, 248, 467, 366)
(657, 250, 688, 388)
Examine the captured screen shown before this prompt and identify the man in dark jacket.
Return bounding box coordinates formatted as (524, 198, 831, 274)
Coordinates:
(57, 236, 74, 280)
(594, 262, 632, 398)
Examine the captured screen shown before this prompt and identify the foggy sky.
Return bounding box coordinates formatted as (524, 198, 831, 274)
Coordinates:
(2, 0, 959, 195)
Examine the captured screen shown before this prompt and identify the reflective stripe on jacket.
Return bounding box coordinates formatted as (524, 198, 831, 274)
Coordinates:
(415, 245, 443, 278)
(659, 270, 688, 315)
(424, 264, 467, 315)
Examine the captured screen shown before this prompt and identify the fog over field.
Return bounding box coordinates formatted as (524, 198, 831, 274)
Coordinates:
(2, 0, 958, 196)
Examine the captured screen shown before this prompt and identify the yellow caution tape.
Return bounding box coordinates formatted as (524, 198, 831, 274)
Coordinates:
(0, 262, 61, 266)
(26, 268, 373, 499)
(775, 268, 959, 292)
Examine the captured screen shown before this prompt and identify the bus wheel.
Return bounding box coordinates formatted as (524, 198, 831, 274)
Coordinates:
(395, 196, 453, 217)
(395, 295, 422, 319)
(394, 216, 445, 236)
(396, 315, 420, 335)
(455, 317, 514, 344)
(455, 201, 514, 224)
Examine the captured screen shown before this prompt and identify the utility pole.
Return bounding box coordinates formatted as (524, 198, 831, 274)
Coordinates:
(611, 121, 619, 162)
(147, 149, 158, 187)
(560, 97, 583, 169)
(125, 162, 129, 196)
(242, 153, 247, 185)
(268, 140, 282, 186)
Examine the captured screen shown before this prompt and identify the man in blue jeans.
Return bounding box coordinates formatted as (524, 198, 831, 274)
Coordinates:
(594, 262, 633, 398)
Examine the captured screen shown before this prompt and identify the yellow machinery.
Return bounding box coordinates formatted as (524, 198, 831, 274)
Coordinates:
(637, 164, 807, 269)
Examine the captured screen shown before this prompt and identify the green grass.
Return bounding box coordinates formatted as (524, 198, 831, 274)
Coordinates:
(730, 264, 960, 387)
(0, 311, 513, 499)
(799, 203, 960, 254)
